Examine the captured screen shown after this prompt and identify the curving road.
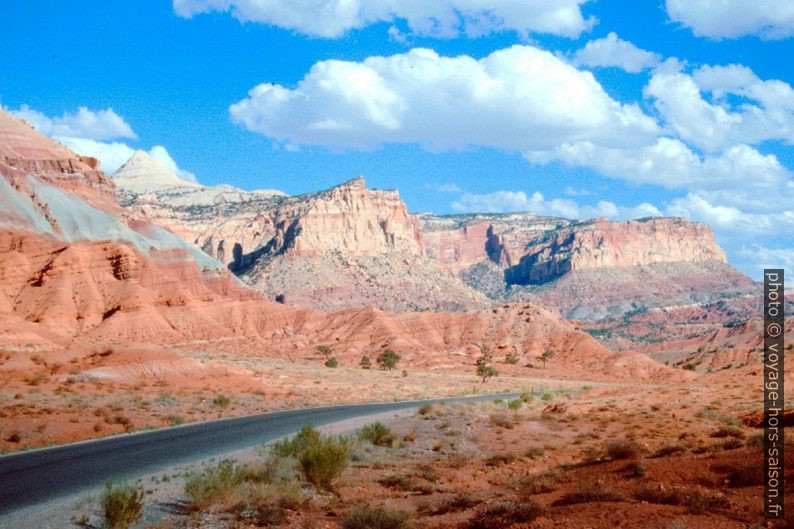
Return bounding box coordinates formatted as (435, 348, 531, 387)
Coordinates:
(0, 393, 516, 515)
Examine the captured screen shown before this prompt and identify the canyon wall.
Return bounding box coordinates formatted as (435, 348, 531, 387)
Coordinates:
(504, 217, 727, 285)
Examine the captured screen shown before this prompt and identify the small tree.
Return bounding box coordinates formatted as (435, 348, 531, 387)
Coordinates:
(540, 346, 556, 369)
(476, 344, 498, 383)
(315, 344, 333, 359)
(360, 355, 372, 369)
(377, 349, 401, 370)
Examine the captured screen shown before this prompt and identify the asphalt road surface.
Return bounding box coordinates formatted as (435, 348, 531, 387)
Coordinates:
(0, 393, 516, 515)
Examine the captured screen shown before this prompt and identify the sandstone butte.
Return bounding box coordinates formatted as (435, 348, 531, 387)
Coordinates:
(0, 107, 683, 388)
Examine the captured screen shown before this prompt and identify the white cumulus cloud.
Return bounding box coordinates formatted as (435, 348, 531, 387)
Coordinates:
(451, 189, 660, 220)
(666, 0, 794, 40)
(173, 0, 595, 39)
(573, 32, 661, 72)
(645, 68, 794, 152)
(230, 46, 659, 152)
(12, 105, 136, 141)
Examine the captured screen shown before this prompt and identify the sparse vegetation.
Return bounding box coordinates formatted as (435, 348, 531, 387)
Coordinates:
(101, 482, 144, 529)
(360, 355, 372, 369)
(504, 352, 519, 364)
(325, 357, 338, 368)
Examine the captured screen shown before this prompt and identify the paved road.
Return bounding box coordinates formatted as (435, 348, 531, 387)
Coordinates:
(0, 393, 516, 515)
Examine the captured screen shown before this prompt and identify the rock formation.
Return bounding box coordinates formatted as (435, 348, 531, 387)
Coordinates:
(3, 107, 664, 382)
(112, 150, 756, 322)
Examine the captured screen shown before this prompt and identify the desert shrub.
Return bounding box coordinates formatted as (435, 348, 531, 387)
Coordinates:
(653, 444, 686, 458)
(417, 403, 433, 415)
(101, 482, 144, 529)
(212, 395, 231, 408)
(540, 392, 553, 401)
(489, 413, 514, 429)
(467, 500, 546, 529)
(515, 474, 558, 496)
(485, 452, 517, 466)
(425, 494, 480, 515)
(167, 415, 185, 426)
(359, 422, 395, 447)
(507, 399, 522, 410)
(315, 345, 333, 358)
(628, 464, 647, 478)
(377, 350, 401, 370)
(606, 440, 642, 460)
(377, 474, 432, 494)
(519, 391, 533, 403)
(360, 356, 372, 369)
(325, 357, 338, 368)
(298, 436, 350, 491)
(184, 460, 244, 508)
(504, 352, 519, 364)
(271, 423, 321, 458)
(553, 485, 623, 506)
(711, 425, 745, 439)
(634, 485, 729, 513)
(341, 506, 412, 529)
(696, 409, 739, 426)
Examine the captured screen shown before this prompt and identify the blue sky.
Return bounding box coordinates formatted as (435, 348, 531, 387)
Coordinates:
(2, 0, 794, 279)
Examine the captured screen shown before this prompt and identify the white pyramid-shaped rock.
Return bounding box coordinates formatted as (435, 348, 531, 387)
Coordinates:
(113, 150, 201, 193)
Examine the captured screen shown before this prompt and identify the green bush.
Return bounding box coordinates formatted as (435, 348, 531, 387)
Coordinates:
(360, 356, 372, 369)
(377, 349, 401, 370)
(101, 482, 144, 529)
(271, 423, 322, 458)
(342, 506, 413, 529)
(507, 399, 522, 410)
(299, 437, 351, 491)
(504, 352, 519, 364)
(325, 357, 339, 368)
(359, 422, 395, 447)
